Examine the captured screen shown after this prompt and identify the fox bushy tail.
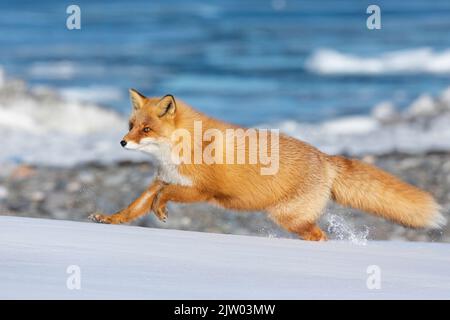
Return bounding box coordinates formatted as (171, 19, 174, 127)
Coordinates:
(329, 156, 446, 229)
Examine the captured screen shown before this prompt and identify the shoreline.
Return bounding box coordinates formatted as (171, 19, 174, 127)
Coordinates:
(1, 150, 449, 243)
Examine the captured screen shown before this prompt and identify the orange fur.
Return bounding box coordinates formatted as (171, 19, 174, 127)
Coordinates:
(329, 156, 444, 229)
(90, 90, 446, 241)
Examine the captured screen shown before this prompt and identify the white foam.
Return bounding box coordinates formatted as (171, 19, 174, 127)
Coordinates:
(274, 112, 450, 155)
(306, 48, 450, 75)
(29, 61, 106, 80)
(262, 84, 450, 155)
(319, 116, 378, 135)
(59, 85, 124, 103)
(371, 101, 398, 122)
(0, 95, 124, 135)
(407, 94, 437, 116)
(0, 74, 145, 165)
(29, 61, 78, 80)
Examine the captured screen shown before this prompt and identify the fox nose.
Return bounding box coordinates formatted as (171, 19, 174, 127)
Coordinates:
(120, 140, 127, 147)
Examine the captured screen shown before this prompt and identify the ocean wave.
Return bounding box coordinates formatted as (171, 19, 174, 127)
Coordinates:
(275, 113, 450, 155)
(1, 67, 450, 166)
(270, 87, 450, 155)
(0, 88, 124, 135)
(59, 85, 125, 104)
(0, 68, 145, 165)
(306, 48, 450, 75)
(28, 61, 108, 80)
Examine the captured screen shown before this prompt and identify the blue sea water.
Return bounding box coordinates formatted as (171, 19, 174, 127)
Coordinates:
(1, 0, 450, 125)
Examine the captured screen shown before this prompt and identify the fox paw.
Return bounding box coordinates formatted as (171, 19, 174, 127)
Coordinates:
(156, 206, 168, 222)
(88, 213, 114, 224)
(151, 194, 168, 222)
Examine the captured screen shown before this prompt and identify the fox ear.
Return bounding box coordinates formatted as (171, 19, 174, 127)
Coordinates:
(129, 88, 146, 111)
(156, 94, 176, 118)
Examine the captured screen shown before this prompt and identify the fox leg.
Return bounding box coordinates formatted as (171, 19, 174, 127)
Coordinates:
(89, 181, 165, 224)
(151, 185, 210, 221)
(268, 191, 330, 241)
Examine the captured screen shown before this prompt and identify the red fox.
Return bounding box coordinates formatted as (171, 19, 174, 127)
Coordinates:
(89, 89, 446, 241)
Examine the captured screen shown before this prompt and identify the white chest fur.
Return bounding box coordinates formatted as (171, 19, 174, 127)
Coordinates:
(136, 138, 193, 186)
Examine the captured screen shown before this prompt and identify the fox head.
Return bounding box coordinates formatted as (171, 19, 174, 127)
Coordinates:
(120, 89, 177, 154)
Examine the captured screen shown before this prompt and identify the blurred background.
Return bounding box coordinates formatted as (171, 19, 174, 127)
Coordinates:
(0, 0, 449, 242)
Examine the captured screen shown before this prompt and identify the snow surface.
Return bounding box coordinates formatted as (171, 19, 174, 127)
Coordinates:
(0, 216, 449, 299)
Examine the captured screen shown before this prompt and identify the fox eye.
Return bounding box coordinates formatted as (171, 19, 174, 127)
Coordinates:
(129, 122, 134, 130)
(143, 127, 151, 133)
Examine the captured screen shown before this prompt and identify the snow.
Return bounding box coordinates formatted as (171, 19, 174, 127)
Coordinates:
(0, 216, 449, 299)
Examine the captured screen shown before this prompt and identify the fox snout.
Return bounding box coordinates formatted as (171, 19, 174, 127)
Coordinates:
(120, 137, 142, 150)
(120, 138, 139, 149)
